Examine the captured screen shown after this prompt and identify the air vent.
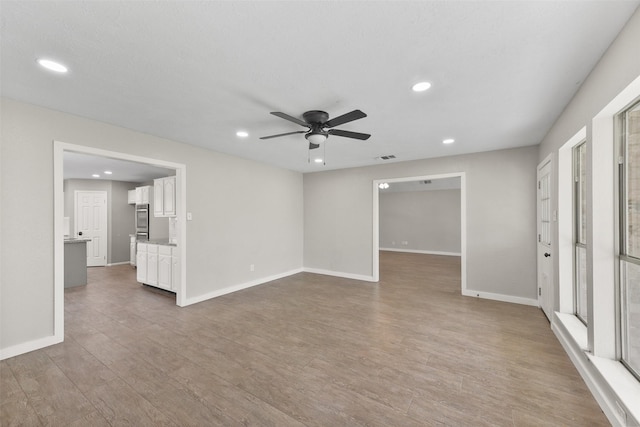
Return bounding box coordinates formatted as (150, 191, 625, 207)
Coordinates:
(422, 180, 432, 184)
(377, 155, 396, 160)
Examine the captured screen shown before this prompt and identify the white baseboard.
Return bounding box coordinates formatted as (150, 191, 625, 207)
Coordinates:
(107, 261, 130, 267)
(553, 314, 640, 427)
(0, 334, 63, 361)
(182, 268, 304, 306)
(380, 248, 461, 257)
(461, 289, 538, 306)
(303, 267, 377, 282)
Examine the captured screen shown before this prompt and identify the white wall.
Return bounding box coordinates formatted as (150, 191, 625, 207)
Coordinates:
(0, 98, 303, 352)
(304, 145, 538, 300)
(379, 189, 461, 254)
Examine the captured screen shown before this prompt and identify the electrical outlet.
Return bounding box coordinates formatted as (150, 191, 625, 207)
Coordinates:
(250, 264, 254, 272)
(401, 241, 408, 245)
(392, 241, 396, 245)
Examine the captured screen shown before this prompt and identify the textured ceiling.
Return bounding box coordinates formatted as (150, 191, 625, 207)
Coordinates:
(2, 1, 639, 173)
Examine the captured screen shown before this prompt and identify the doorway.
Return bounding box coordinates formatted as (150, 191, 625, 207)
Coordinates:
(53, 141, 188, 345)
(372, 172, 467, 294)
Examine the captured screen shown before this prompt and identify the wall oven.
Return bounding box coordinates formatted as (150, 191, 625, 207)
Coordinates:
(135, 204, 149, 240)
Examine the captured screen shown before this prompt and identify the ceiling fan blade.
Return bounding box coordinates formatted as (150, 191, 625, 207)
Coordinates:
(324, 110, 367, 128)
(270, 112, 309, 127)
(259, 131, 306, 140)
(328, 129, 371, 140)
(309, 142, 320, 150)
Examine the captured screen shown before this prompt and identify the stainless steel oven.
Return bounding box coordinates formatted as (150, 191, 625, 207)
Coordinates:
(135, 204, 149, 238)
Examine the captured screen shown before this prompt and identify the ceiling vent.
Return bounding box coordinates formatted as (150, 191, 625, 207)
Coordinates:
(377, 155, 396, 160)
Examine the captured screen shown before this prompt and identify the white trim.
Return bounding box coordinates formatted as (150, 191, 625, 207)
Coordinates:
(183, 268, 304, 306)
(557, 127, 587, 314)
(461, 289, 538, 307)
(553, 313, 640, 427)
(380, 248, 461, 257)
(106, 261, 130, 267)
(303, 267, 376, 282)
(373, 172, 466, 293)
(0, 335, 63, 361)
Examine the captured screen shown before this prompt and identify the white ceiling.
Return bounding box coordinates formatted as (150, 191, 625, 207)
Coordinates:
(63, 152, 174, 183)
(382, 177, 461, 193)
(2, 1, 639, 173)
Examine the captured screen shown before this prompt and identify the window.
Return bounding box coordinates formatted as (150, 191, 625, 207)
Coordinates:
(619, 99, 640, 379)
(574, 142, 588, 324)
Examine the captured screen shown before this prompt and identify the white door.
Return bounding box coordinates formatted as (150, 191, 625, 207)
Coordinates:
(75, 191, 108, 267)
(537, 158, 553, 320)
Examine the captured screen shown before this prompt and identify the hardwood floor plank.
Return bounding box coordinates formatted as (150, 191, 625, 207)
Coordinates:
(0, 253, 609, 426)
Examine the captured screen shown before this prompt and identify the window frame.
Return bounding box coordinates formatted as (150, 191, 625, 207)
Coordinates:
(617, 98, 640, 381)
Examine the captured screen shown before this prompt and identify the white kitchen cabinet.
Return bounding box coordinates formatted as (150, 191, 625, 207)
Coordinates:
(158, 245, 172, 290)
(127, 189, 136, 205)
(130, 235, 136, 266)
(163, 176, 176, 216)
(171, 246, 180, 292)
(153, 179, 164, 216)
(153, 176, 176, 217)
(147, 244, 158, 286)
(136, 242, 178, 293)
(136, 243, 148, 282)
(135, 185, 151, 205)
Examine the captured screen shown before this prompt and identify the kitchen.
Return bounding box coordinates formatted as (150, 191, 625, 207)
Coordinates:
(63, 151, 181, 295)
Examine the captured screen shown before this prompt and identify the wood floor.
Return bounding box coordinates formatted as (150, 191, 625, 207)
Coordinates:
(1, 252, 608, 426)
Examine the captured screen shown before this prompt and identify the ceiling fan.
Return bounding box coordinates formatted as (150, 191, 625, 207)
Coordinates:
(260, 110, 371, 149)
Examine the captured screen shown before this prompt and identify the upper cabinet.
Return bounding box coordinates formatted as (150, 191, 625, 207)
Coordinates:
(135, 185, 151, 205)
(127, 189, 136, 205)
(154, 176, 176, 217)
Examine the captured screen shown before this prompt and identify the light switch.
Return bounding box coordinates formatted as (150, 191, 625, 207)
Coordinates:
(187, 212, 193, 221)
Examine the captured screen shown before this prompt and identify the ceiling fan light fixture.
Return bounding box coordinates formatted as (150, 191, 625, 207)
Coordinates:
(378, 182, 390, 189)
(314, 158, 323, 164)
(306, 133, 327, 145)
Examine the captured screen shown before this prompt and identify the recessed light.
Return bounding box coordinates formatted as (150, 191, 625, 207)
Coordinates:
(104, 171, 113, 175)
(378, 182, 390, 189)
(92, 174, 100, 178)
(314, 158, 323, 163)
(443, 138, 455, 144)
(37, 58, 68, 73)
(236, 131, 249, 138)
(412, 81, 431, 92)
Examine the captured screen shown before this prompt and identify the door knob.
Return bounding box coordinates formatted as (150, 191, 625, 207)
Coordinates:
(78, 231, 83, 236)
(544, 252, 551, 257)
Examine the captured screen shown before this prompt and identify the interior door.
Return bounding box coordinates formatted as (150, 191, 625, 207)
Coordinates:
(75, 191, 108, 267)
(537, 159, 553, 320)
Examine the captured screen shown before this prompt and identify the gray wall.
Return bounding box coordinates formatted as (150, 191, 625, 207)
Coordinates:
(0, 98, 303, 351)
(379, 189, 461, 254)
(304, 145, 538, 299)
(64, 179, 136, 265)
(538, 7, 640, 311)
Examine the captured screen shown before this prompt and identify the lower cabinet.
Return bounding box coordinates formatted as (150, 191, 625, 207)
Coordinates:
(136, 243, 179, 293)
(136, 243, 148, 283)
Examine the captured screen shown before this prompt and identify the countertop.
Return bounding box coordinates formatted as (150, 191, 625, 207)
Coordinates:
(137, 239, 177, 247)
(64, 238, 91, 244)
